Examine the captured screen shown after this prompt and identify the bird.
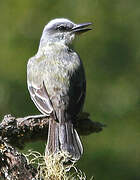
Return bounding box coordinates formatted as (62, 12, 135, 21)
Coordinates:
(27, 18, 92, 164)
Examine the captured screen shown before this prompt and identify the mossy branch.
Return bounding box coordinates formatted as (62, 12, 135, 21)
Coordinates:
(0, 113, 104, 149)
(0, 113, 105, 179)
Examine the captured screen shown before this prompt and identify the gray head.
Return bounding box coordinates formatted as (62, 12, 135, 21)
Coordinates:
(40, 18, 92, 46)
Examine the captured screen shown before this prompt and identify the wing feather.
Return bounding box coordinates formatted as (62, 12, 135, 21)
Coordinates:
(28, 82, 53, 115)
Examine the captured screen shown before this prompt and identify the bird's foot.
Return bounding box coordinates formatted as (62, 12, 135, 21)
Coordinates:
(24, 114, 49, 120)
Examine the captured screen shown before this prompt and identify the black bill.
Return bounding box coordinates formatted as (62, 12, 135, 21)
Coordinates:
(71, 22, 92, 34)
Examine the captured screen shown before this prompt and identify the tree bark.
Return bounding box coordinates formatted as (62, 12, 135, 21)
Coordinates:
(0, 138, 37, 180)
(0, 113, 105, 179)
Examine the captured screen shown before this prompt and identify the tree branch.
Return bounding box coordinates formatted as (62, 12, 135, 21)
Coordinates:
(0, 138, 37, 180)
(0, 113, 104, 149)
(0, 113, 105, 179)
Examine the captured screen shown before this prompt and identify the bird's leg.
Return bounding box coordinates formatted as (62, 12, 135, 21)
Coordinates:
(24, 114, 50, 120)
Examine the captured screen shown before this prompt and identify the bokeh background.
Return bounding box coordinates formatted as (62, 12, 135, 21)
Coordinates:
(0, 0, 140, 179)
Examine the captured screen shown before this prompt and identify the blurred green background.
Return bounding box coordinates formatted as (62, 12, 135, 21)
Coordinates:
(0, 0, 140, 179)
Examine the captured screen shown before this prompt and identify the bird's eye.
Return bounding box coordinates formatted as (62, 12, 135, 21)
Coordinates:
(56, 25, 69, 31)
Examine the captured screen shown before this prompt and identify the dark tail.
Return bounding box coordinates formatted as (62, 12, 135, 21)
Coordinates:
(45, 119, 83, 163)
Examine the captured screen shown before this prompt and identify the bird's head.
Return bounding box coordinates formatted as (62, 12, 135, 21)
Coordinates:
(40, 18, 92, 46)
